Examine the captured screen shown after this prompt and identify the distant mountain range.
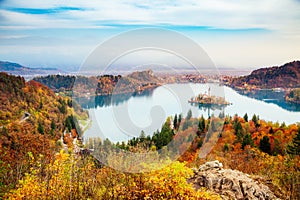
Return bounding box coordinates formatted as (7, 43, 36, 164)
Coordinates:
(2, 60, 300, 90)
(1, 60, 252, 76)
(0, 61, 64, 76)
(230, 61, 300, 89)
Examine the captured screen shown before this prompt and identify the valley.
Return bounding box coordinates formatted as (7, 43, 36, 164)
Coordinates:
(0, 60, 299, 199)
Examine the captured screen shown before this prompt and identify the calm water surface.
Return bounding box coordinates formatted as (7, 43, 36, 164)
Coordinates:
(80, 83, 300, 142)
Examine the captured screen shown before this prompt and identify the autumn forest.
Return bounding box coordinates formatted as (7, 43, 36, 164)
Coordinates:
(0, 67, 299, 200)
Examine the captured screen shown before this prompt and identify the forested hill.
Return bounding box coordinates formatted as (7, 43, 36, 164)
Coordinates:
(34, 70, 161, 96)
(0, 72, 68, 125)
(33, 74, 96, 92)
(126, 70, 160, 83)
(0, 72, 83, 196)
(0, 61, 27, 71)
(230, 61, 300, 89)
(0, 61, 61, 75)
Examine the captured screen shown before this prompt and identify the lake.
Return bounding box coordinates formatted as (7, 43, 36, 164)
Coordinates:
(78, 83, 300, 142)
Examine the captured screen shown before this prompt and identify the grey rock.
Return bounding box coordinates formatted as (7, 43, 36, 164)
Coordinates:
(189, 160, 279, 200)
(198, 160, 223, 171)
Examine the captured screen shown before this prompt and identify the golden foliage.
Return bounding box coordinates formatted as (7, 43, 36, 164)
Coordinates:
(5, 151, 220, 200)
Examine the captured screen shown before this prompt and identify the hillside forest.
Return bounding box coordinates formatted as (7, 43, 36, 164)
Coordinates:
(0, 73, 299, 199)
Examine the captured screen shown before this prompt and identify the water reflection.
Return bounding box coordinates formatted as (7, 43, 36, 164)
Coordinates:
(189, 102, 228, 118)
(79, 84, 300, 142)
(236, 89, 300, 112)
(76, 89, 154, 109)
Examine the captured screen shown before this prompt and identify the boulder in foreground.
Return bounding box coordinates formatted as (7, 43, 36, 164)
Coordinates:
(190, 160, 278, 200)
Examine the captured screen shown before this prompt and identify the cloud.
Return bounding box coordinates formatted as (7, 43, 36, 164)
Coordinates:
(0, 0, 299, 68)
(6, 7, 85, 15)
(1, 0, 299, 32)
(0, 35, 28, 39)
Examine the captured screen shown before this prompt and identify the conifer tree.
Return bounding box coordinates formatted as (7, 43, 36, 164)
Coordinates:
(287, 127, 300, 155)
(242, 134, 254, 149)
(198, 115, 205, 133)
(173, 114, 178, 130)
(178, 114, 182, 127)
(186, 109, 192, 120)
(37, 122, 44, 135)
(243, 113, 248, 122)
(260, 136, 271, 154)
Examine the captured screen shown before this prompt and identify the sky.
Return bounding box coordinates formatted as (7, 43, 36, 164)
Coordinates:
(0, 0, 300, 71)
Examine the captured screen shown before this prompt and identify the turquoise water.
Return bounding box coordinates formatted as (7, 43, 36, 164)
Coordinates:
(81, 83, 300, 142)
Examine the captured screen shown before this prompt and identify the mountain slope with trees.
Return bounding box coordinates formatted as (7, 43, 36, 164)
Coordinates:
(34, 70, 161, 97)
(1, 71, 299, 199)
(106, 112, 300, 199)
(230, 61, 300, 89)
(0, 73, 85, 197)
(286, 88, 300, 104)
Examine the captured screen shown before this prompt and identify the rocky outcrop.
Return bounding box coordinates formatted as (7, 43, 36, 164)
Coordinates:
(189, 161, 278, 200)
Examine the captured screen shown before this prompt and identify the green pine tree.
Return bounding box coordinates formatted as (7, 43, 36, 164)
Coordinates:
(178, 114, 182, 127)
(37, 122, 44, 135)
(51, 120, 56, 130)
(186, 109, 192, 120)
(243, 113, 248, 122)
(233, 119, 243, 142)
(287, 127, 300, 155)
(260, 136, 271, 154)
(198, 115, 205, 133)
(242, 133, 254, 149)
(173, 114, 178, 130)
(252, 114, 259, 127)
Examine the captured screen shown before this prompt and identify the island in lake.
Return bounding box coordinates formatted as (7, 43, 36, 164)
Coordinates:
(188, 87, 231, 106)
